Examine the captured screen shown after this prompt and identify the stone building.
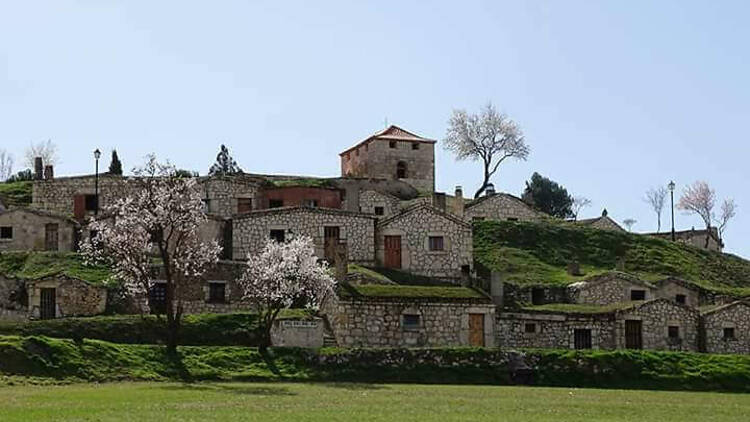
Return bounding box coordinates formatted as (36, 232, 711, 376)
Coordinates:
(576, 209, 625, 232)
(464, 192, 544, 223)
(358, 190, 402, 219)
(701, 301, 750, 355)
(498, 310, 616, 350)
(340, 125, 436, 193)
(232, 206, 376, 265)
(648, 227, 723, 252)
(376, 203, 472, 281)
(26, 275, 108, 319)
(0, 208, 79, 252)
(324, 285, 495, 347)
(568, 272, 655, 305)
(654, 277, 702, 308)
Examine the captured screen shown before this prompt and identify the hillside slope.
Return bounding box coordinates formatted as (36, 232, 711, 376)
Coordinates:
(474, 220, 750, 296)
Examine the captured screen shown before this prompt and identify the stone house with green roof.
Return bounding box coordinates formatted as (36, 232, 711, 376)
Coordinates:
(701, 301, 750, 355)
(0, 208, 80, 252)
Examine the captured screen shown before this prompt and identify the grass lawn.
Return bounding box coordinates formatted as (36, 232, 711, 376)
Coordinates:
(0, 382, 748, 422)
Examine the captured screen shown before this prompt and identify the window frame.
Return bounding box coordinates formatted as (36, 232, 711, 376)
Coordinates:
(402, 314, 421, 330)
(84, 194, 99, 212)
(374, 206, 385, 216)
(524, 323, 537, 334)
(207, 282, 227, 304)
(428, 236, 444, 252)
(723, 327, 736, 340)
(269, 199, 284, 208)
(411, 142, 419, 150)
(389, 141, 397, 149)
(675, 294, 686, 305)
(668, 325, 680, 339)
(630, 289, 646, 301)
(269, 229, 286, 243)
(0, 226, 12, 240)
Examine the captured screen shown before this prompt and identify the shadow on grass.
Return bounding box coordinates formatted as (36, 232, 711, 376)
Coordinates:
(319, 382, 388, 391)
(159, 383, 297, 396)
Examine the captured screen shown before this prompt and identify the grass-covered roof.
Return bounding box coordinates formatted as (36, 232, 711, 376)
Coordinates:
(0, 181, 33, 207)
(474, 220, 750, 296)
(338, 283, 487, 301)
(0, 252, 111, 285)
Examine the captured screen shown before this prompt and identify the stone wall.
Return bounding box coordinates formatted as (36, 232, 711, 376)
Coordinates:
(0, 276, 26, 318)
(27, 276, 107, 319)
(497, 312, 616, 350)
(569, 273, 654, 305)
(0, 209, 78, 252)
(376, 204, 472, 280)
(232, 207, 376, 264)
(615, 300, 699, 352)
(655, 279, 701, 308)
(702, 302, 750, 355)
(465, 194, 543, 222)
(200, 176, 263, 218)
(258, 187, 342, 210)
(503, 284, 570, 307)
(358, 190, 401, 218)
(271, 318, 325, 348)
(325, 296, 495, 348)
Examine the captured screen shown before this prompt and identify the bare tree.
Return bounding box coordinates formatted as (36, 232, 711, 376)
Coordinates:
(622, 218, 637, 232)
(571, 196, 591, 221)
(0, 150, 13, 182)
(644, 187, 667, 233)
(678, 181, 718, 248)
(24, 139, 59, 169)
(714, 199, 736, 240)
(443, 103, 530, 198)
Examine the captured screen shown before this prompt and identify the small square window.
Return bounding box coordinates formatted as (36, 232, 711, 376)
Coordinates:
(723, 327, 735, 340)
(402, 314, 420, 330)
(428, 236, 444, 251)
(0, 226, 12, 239)
(208, 282, 226, 303)
(84, 194, 99, 211)
(668, 326, 680, 338)
(270, 230, 285, 243)
(237, 197, 252, 213)
(412, 143, 419, 150)
(524, 323, 536, 334)
(675, 294, 686, 305)
(389, 141, 397, 149)
(630, 290, 646, 301)
(374, 206, 384, 216)
(269, 199, 283, 208)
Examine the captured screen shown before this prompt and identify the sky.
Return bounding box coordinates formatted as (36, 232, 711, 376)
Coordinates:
(1, 1, 748, 258)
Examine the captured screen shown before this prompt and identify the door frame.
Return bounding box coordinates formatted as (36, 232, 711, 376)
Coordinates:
(383, 235, 402, 269)
(624, 319, 643, 349)
(39, 288, 56, 320)
(468, 313, 485, 347)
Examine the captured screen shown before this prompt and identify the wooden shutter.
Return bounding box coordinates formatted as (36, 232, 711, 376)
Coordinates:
(73, 195, 86, 220)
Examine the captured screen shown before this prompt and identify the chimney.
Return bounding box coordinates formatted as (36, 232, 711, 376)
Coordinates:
(34, 157, 43, 180)
(452, 185, 464, 217)
(490, 272, 504, 307)
(485, 183, 496, 196)
(44, 165, 54, 180)
(602, 208, 608, 217)
(433, 192, 446, 212)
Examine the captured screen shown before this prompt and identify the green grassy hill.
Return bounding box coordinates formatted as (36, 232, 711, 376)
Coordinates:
(474, 220, 750, 296)
(0, 181, 32, 207)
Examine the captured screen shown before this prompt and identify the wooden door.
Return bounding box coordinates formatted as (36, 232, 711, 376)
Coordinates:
(45, 223, 59, 251)
(469, 314, 485, 346)
(324, 226, 340, 262)
(384, 236, 402, 269)
(39, 288, 56, 320)
(73, 195, 86, 220)
(625, 320, 643, 349)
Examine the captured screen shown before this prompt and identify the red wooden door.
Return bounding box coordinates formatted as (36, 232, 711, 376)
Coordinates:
(384, 236, 401, 269)
(73, 195, 86, 220)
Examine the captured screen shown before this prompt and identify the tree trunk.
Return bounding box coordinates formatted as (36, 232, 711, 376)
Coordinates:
(473, 158, 492, 199)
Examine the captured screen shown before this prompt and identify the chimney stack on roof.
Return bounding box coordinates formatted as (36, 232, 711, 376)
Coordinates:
(452, 185, 464, 217)
(34, 157, 43, 180)
(485, 183, 496, 196)
(44, 165, 54, 180)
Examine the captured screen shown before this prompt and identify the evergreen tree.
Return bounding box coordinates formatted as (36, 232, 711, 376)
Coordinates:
(209, 145, 243, 175)
(108, 150, 123, 175)
(521, 172, 574, 219)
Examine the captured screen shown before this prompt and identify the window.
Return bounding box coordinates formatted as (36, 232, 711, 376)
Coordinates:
(630, 289, 646, 301)
(201, 198, 211, 213)
(668, 326, 680, 338)
(374, 206, 384, 216)
(574, 329, 592, 349)
(412, 142, 419, 150)
(208, 282, 226, 303)
(675, 294, 686, 305)
(269, 199, 284, 208)
(402, 314, 420, 330)
(270, 229, 285, 243)
(389, 141, 397, 149)
(84, 194, 99, 211)
(149, 282, 167, 314)
(396, 161, 407, 179)
(507, 217, 519, 222)
(0, 226, 12, 240)
(237, 198, 252, 213)
(524, 323, 537, 334)
(303, 199, 318, 207)
(428, 236, 444, 251)
(723, 327, 736, 340)
(532, 288, 545, 305)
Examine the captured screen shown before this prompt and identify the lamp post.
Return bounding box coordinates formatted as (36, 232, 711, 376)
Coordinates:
(668, 180, 676, 241)
(94, 149, 101, 216)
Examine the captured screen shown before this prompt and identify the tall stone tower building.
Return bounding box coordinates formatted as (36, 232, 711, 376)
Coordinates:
(339, 125, 435, 192)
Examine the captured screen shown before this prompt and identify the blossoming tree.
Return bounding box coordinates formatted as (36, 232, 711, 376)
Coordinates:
(82, 155, 221, 352)
(239, 235, 335, 351)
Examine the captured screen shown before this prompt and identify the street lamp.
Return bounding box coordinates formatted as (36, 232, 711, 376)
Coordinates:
(668, 180, 676, 241)
(94, 149, 101, 216)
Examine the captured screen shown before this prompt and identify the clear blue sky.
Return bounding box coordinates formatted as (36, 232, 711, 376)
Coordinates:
(1, 1, 747, 258)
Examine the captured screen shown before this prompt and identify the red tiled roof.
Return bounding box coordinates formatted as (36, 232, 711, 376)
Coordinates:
(339, 125, 436, 156)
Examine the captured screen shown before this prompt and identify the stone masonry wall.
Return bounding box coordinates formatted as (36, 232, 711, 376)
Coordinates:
(703, 303, 750, 355)
(376, 205, 472, 280)
(497, 312, 616, 350)
(27, 277, 107, 319)
(569, 274, 654, 305)
(232, 207, 376, 264)
(615, 300, 699, 352)
(326, 297, 495, 347)
(358, 190, 401, 219)
(342, 139, 434, 193)
(464, 194, 543, 222)
(0, 210, 77, 252)
(655, 280, 701, 308)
